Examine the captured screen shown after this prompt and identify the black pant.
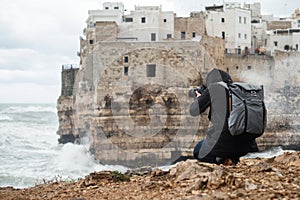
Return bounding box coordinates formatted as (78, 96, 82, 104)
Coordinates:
(193, 139, 240, 164)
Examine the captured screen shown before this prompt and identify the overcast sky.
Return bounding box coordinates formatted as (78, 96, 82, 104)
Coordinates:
(0, 0, 298, 103)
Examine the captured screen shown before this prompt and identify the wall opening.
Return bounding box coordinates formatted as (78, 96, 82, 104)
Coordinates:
(222, 31, 225, 39)
(151, 33, 156, 41)
(181, 32, 186, 39)
(284, 45, 289, 51)
(124, 66, 129, 76)
(146, 64, 156, 77)
(141, 17, 146, 23)
(124, 56, 129, 63)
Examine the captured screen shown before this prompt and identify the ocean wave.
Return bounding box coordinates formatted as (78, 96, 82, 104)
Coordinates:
(0, 104, 56, 114)
(0, 115, 13, 121)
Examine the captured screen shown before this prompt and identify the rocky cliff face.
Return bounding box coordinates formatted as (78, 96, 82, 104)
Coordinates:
(56, 39, 300, 167)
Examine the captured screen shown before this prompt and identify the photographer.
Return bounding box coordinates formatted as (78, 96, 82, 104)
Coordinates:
(189, 68, 258, 165)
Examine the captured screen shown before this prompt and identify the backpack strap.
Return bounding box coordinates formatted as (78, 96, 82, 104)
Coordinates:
(217, 81, 233, 113)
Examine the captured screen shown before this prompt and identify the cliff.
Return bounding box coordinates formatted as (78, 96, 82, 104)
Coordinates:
(1, 151, 299, 199)
(56, 37, 300, 167)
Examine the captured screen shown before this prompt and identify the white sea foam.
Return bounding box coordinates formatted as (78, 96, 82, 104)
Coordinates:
(0, 104, 56, 114)
(0, 103, 129, 188)
(243, 146, 295, 159)
(0, 115, 13, 121)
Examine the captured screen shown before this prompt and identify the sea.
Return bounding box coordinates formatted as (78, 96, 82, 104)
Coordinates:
(0, 103, 294, 189)
(0, 103, 128, 189)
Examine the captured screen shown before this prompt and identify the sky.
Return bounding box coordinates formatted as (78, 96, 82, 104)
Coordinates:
(0, 0, 298, 103)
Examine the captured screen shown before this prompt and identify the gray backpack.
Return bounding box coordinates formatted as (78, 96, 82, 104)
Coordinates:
(219, 82, 267, 138)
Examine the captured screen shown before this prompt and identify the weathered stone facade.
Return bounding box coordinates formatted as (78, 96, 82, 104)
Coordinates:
(224, 51, 300, 150)
(174, 12, 206, 40)
(57, 8, 300, 167)
(57, 40, 219, 167)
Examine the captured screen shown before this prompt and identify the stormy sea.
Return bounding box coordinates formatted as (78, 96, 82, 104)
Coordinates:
(0, 103, 293, 188)
(0, 103, 128, 189)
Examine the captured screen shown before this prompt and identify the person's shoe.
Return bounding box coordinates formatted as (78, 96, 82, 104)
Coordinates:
(216, 157, 234, 166)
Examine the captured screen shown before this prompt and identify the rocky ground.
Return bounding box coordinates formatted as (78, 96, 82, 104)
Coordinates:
(0, 151, 300, 200)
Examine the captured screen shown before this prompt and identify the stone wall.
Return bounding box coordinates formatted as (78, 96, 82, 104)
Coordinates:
(61, 68, 79, 96)
(224, 51, 300, 150)
(174, 12, 206, 40)
(57, 40, 222, 167)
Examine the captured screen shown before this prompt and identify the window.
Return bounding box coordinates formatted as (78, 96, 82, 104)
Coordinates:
(89, 39, 94, 44)
(124, 56, 128, 63)
(221, 18, 225, 23)
(296, 44, 299, 51)
(238, 33, 241, 39)
(151, 33, 156, 41)
(192, 32, 196, 38)
(105, 7, 109, 10)
(244, 34, 247, 39)
(114, 6, 119, 9)
(146, 64, 156, 77)
(274, 41, 278, 47)
(141, 17, 146, 23)
(239, 16, 242, 23)
(284, 45, 290, 51)
(181, 31, 186, 39)
(167, 34, 172, 39)
(163, 19, 167, 22)
(124, 66, 128, 76)
(125, 18, 133, 22)
(244, 17, 247, 24)
(247, 66, 252, 70)
(236, 66, 239, 70)
(222, 31, 225, 39)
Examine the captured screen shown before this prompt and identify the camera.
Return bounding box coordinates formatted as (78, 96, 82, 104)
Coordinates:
(188, 85, 207, 98)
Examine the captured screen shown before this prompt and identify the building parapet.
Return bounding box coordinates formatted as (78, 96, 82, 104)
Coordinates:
(62, 64, 79, 70)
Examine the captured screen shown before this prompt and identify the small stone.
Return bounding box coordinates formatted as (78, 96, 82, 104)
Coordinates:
(245, 179, 257, 191)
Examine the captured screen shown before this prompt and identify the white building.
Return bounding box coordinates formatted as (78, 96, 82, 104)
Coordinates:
(266, 29, 300, 54)
(205, 3, 251, 54)
(86, 2, 125, 26)
(264, 9, 300, 55)
(118, 5, 174, 42)
(85, 2, 174, 42)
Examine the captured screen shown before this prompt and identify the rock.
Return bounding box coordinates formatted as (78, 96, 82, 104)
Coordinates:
(1, 151, 300, 199)
(244, 179, 257, 191)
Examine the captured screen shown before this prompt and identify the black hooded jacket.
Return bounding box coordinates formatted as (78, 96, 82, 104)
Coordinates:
(190, 68, 258, 159)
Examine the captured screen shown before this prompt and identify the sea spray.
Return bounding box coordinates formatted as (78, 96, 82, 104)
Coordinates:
(0, 103, 128, 189)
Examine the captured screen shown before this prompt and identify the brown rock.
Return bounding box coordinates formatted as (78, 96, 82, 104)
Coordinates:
(1, 151, 300, 200)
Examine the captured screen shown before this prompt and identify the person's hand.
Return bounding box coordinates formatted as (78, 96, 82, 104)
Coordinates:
(195, 90, 201, 97)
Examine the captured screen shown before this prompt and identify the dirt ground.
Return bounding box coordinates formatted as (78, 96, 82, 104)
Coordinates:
(0, 151, 299, 200)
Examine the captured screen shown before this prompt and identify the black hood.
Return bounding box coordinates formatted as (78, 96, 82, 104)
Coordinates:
(206, 68, 232, 85)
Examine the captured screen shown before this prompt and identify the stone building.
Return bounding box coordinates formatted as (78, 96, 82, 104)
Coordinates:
(57, 2, 300, 167)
